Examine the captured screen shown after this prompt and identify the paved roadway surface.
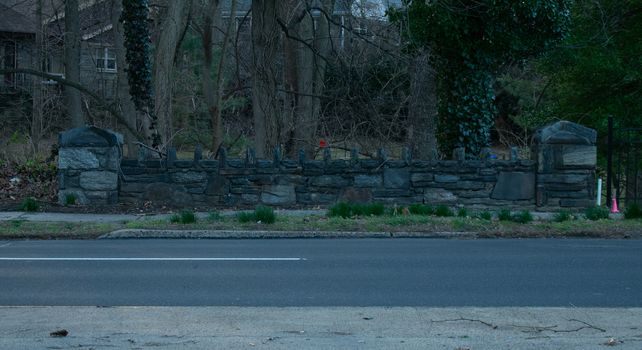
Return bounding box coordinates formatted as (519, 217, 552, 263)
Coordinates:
(0, 238, 640, 307)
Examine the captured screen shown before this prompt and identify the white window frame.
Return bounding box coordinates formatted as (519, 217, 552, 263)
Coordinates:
(95, 47, 116, 73)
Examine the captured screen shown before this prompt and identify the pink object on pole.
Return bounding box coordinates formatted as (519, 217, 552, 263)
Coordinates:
(611, 196, 620, 213)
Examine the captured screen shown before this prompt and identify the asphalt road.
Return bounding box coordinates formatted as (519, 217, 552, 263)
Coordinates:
(0, 238, 640, 307)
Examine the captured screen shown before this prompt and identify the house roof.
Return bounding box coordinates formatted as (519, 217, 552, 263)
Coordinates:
(0, 3, 36, 34)
(0, 0, 112, 42)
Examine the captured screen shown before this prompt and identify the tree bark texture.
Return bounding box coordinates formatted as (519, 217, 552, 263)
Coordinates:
(111, 0, 141, 157)
(154, 0, 192, 147)
(64, 0, 83, 127)
(201, 0, 235, 154)
(31, 0, 44, 153)
(407, 51, 438, 160)
(280, 0, 334, 158)
(251, 0, 280, 158)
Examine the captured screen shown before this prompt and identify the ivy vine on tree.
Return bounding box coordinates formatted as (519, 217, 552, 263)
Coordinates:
(121, 0, 160, 147)
(391, 0, 572, 156)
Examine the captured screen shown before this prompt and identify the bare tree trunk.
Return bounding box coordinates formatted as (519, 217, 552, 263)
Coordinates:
(407, 50, 438, 160)
(201, 0, 235, 154)
(31, 0, 44, 153)
(251, 0, 280, 158)
(64, 0, 83, 127)
(111, 0, 140, 157)
(201, 0, 218, 151)
(287, 0, 334, 158)
(154, 0, 192, 147)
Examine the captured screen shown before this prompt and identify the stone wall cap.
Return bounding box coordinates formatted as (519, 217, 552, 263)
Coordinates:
(59, 126, 124, 147)
(533, 121, 597, 145)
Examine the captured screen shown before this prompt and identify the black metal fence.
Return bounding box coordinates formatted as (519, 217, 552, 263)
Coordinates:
(607, 116, 642, 206)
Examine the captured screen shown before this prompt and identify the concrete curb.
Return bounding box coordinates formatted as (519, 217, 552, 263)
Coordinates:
(100, 229, 480, 239)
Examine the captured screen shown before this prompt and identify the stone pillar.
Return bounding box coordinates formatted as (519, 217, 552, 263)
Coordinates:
(532, 121, 597, 208)
(57, 127, 123, 205)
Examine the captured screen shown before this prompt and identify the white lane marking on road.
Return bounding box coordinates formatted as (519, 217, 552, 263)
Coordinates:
(0, 242, 12, 248)
(0, 257, 305, 261)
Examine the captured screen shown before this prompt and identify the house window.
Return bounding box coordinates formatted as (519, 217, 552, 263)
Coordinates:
(95, 47, 116, 72)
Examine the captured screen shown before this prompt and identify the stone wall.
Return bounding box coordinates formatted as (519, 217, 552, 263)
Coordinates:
(532, 121, 597, 208)
(58, 121, 598, 209)
(119, 155, 538, 208)
(57, 127, 122, 205)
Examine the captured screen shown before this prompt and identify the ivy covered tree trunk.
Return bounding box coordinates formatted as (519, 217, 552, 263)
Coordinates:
(439, 63, 496, 157)
(121, 0, 159, 148)
(111, 0, 140, 157)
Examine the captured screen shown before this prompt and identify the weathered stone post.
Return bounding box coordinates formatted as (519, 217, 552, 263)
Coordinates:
(532, 121, 597, 207)
(57, 127, 123, 205)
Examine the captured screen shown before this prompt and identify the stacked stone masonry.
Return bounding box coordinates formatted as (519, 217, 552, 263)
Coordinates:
(57, 127, 122, 205)
(58, 121, 598, 209)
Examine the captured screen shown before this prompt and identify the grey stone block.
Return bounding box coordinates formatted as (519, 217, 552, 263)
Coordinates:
(241, 194, 260, 203)
(308, 193, 337, 204)
(384, 169, 410, 189)
(58, 190, 88, 205)
(411, 173, 433, 186)
(537, 174, 588, 184)
(261, 185, 296, 205)
(441, 181, 486, 191)
(491, 172, 535, 200)
(206, 175, 230, 195)
(101, 147, 121, 171)
(59, 126, 123, 147)
(424, 189, 457, 203)
(80, 171, 118, 191)
(533, 120, 597, 145)
(354, 175, 382, 187)
(231, 186, 260, 195)
(373, 189, 412, 198)
(85, 191, 118, 204)
(560, 145, 597, 168)
(311, 175, 350, 188)
(434, 174, 459, 183)
(339, 187, 372, 203)
(141, 183, 193, 206)
(248, 175, 273, 185)
(171, 171, 207, 183)
(120, 182, 147, 193)
(58, 148, 100, 170)
(560, 199, 594, 208)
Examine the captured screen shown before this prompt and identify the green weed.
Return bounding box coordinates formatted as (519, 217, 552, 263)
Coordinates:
(170, 210, 197, 224)
(553, 210, 572, 222)
(497, 209, 512, 221)
(512, 210, 533, 224)
(328, 202, 385, 218)
(64, 193, 77, 206)
(434, 205, 454, 217)
(20, 197, 39, 212)
(254, 205, 276, 224)
(624, 203, 642, 219)
(408, 203, 434, 215)
(585, 206, 609, 221)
